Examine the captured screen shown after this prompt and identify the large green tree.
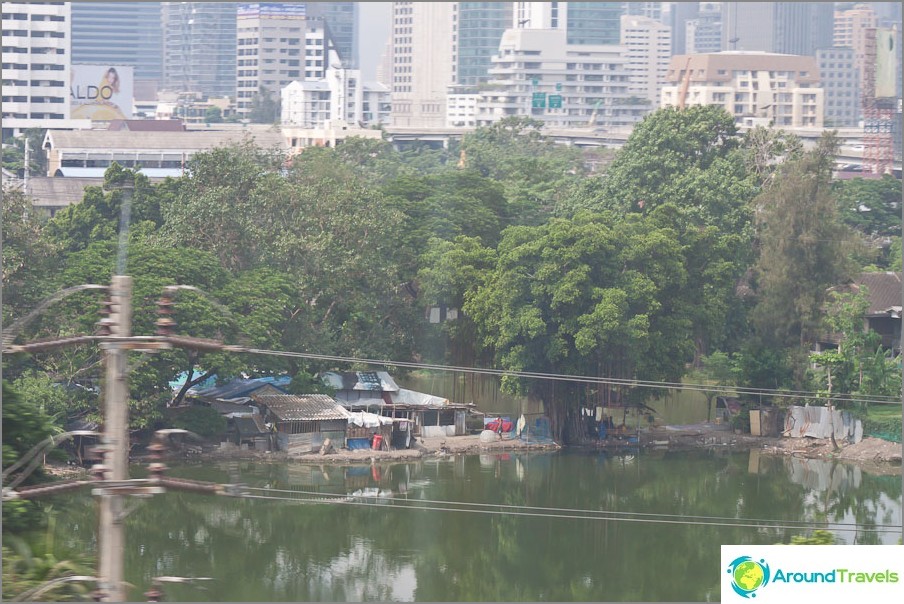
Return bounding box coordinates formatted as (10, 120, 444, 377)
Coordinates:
(750, 133, 860, 387)
(465, 211, 692, 442)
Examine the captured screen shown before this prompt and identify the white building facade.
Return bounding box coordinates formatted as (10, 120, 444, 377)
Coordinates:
(236, 4, 340, 119)
(281, 67, 390, 128)
(476, 28, 638, 130)
(661, 52, 825, 129)
(1, 2, 89, 137)
(390, 1, 455, 127)
(620, 14, 671, 107)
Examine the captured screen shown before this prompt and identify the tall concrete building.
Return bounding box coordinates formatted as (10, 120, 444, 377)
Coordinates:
(304, 2, 358, 68)
(669, 1, 699, 55)
(622, 2, 662, 21)
(722, 2, 835, 55)
(834, 3, 878, 86)
(455, 2, 513, 86)
(686, 3, 722, 55)
(620, 15, 670, 107)
(513, 2, 623, 45)
(162, 2, 237, 98)
(390, 2, 455, 127)
(71, 2, 163, 84)
(1, 2, 89, 137)
(816, 47, 861, 127)
(234, 3, 337, 119)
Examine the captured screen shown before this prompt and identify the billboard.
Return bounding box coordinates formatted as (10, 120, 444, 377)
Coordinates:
(875, 28, 898, 99)
(71, 64, 133, 121)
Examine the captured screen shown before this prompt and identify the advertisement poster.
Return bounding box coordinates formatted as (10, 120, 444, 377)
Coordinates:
(71, 64, 133, 121)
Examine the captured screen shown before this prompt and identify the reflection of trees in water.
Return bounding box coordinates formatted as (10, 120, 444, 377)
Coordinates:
(36, 452, 901, 601)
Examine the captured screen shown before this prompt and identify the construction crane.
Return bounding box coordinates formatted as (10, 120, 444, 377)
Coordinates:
(677, 56, 693, 110)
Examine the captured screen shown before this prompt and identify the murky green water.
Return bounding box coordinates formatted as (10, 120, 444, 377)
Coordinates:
(38, 449, 901, 601)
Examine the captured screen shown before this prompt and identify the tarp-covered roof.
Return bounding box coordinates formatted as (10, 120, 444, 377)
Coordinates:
(320, 371, 399, 393)
(252, 393, 351, 422)
(194, 377, 290, 402)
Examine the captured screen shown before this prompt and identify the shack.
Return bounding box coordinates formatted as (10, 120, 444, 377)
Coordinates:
(320, 371, 469, 437)
(252, 393, 350, 454)
(231, 414, 271, 450)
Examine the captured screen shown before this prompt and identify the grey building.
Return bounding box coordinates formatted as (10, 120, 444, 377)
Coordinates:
(71, 2, 163, 83)
(686, 3, 721, 55)
(455, 2, 513, 86)
(816, 47, 860, 127)
(622, 2, 662, 21)
(722, 2, 835, 55)
(669, 1, 700, 55)
(163, 2, 237, 98)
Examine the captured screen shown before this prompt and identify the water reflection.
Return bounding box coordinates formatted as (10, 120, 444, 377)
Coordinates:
(39, 450, 901, 601)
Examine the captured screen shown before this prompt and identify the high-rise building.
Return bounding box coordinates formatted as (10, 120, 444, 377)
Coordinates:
(235, 3, 337, 118)
(620, 15, 670, 107)
(686, 3, 722, 55)
(455, 2, 513, 86)
(162, 2, 237, 98)
(816, 47, 861, 127)
(304, 2, 358, 68)
(722, 2, 835, 55)
(390, 2, 455, 127)
(834, 3, 878, 85)
(512, 2, 623, 46)
(1, 2, 90, 137)
(281, 67, 390, 127)
(670, 1, 699, 55)
(566, 2, 623, 45)
(71, 2, 163, 84)
(622, 2, 662, 21)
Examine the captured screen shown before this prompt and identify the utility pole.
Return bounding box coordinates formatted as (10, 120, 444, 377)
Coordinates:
(97, 274, 132, 602)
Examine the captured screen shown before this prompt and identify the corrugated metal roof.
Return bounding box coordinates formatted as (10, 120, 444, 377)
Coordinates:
(854, 272, 902, 316)
(234, 415, 269, 436)
(320, 371, 399, 392)
(25, 176, 106, 208)
(252, 393, 351, 422)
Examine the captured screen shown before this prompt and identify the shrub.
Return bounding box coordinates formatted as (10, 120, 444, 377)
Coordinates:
(171, 406, 226, 440)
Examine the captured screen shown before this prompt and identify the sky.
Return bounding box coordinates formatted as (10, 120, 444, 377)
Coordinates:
(358, 2, 393, 80)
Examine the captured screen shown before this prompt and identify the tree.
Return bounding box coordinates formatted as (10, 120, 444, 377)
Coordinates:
(465, 211, 693, 442)
(833, 175, 901, 238)
(749, 133, 860, 386)
(248, 86, 279, 123)
(808, 289, 901, 406)
(687, 351, 740, 421)
(204, 106, 224, 124)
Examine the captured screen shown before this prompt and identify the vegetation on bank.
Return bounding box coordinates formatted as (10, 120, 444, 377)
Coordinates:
(3, 110, 902, 549)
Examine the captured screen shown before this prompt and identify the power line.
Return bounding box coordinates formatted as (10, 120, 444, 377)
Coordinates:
(240, 485, 901, 532)
(234, 491, 900, 534)
(240, 347, 904, 406)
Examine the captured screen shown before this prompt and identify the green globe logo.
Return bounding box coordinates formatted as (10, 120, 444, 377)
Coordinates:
(727, 556, 771, 598)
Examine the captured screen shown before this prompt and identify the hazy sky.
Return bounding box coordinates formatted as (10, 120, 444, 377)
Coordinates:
(358, 2, 393, 80)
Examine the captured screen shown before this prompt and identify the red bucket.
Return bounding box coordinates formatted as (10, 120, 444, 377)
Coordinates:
(371, 434, 383, 450)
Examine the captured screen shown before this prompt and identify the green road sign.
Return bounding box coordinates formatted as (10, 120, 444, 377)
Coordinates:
(555, 82, 562, 91)
(548, 94, 563, 109)
(532, 92, 547, 108)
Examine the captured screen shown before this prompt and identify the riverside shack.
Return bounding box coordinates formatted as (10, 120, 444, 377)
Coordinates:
(252, 393, 350, 454)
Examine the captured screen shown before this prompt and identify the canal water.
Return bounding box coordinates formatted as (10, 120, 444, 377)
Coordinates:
(41, 449, 901, 601)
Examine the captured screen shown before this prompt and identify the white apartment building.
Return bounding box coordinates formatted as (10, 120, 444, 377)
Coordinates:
(235, 3, 335, 119)
(391, 2, 455, 127)
(281, 67, 390, 127)
(477, 28, 638, 130)
(1, 2, 89, 137)
(661, 53, 825, 129)
(446, 88, 480, 128)
(620, 14, 671, 107)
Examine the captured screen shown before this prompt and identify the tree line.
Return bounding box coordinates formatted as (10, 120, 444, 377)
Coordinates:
(3, 108, 902, 458)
